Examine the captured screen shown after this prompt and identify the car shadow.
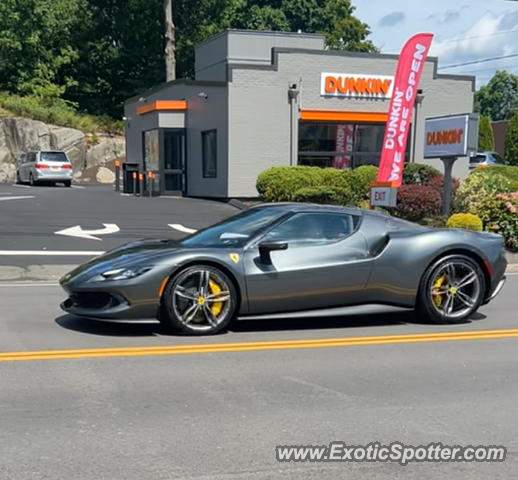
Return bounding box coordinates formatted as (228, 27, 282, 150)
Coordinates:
(55, 315, 165, 337)
(55, 309, 487, 338)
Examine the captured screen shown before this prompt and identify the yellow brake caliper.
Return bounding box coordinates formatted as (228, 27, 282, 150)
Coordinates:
(433, 274, 446, 307)
(209, 279, 223, 317)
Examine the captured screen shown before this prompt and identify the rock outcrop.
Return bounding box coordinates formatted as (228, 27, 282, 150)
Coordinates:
(0, 116, 125, 183)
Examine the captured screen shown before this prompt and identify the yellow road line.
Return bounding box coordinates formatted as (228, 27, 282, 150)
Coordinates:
(1, 328, 518, 362)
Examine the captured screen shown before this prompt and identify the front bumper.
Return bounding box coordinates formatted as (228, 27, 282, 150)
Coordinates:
(60, 290, 160, 320)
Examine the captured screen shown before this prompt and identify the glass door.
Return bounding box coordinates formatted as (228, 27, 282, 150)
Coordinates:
(161, 129, 185, 195)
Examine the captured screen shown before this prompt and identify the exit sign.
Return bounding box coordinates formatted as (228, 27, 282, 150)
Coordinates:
(370, 185, 398, 207)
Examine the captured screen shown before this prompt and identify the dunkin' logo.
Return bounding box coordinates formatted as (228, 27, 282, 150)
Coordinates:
(426, 129, 464, 146)
(321, 73, 394, 98)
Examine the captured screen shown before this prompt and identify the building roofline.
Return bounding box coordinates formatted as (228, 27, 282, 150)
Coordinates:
(195, 29, 326, 50)
(125, 78, 226, 105)
(227, 47, 476, 92)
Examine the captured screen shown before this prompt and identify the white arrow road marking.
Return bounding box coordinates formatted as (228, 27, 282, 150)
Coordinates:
(0, 250, 105, 256)
(169, 224, 197, 234)
(0, 195, 35, 201)
(11, 184, 32, 189)
(55, 223, 120, 241)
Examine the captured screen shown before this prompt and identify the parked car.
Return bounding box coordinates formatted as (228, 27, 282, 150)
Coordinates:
(469, 151, 508, 169)
(16, 150, 73, 186)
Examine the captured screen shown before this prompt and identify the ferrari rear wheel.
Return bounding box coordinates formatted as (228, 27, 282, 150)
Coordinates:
(161, 265, 237, 335)
(417, 255, 485, 324)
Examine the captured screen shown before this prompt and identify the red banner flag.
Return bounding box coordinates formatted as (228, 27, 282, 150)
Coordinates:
(377, 33, 434, 186)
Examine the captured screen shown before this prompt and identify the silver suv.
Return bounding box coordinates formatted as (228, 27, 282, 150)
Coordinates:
(469, 151, 509, 170)
(16, 150, 73, 186)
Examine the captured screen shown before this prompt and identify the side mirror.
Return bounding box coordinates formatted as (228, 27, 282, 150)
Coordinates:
(258, 241, 288, 264)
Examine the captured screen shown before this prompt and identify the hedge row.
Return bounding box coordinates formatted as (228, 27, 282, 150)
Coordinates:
(256, 165, 378, 206)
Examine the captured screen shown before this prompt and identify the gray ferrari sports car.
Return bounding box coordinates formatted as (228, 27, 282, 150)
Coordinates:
(60, 203, 507, 335)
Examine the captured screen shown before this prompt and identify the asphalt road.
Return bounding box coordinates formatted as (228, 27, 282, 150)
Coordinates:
(0, 276, 517, 479)
(0, 183, 238, 268)
(1, 181, 518, 479)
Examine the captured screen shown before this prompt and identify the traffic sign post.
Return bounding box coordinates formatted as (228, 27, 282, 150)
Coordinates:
(370, 181, 398, 208)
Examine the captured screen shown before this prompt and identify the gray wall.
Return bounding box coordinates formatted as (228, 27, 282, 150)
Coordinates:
(226, 49, 474, 197)
(195, 30, 325, 82)
(125, 82, 229, 197)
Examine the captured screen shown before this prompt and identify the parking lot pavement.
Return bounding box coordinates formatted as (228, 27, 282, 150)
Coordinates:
(0, 183, 238, 269)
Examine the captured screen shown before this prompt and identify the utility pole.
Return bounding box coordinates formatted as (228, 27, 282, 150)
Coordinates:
(164, 0, 176, 82)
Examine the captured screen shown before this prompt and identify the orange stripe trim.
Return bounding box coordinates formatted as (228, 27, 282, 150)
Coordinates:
(158, 276, 170, 297)
(371, 181, 396, 187)
(137, 100, 188, 115)
(300, 109, 387, 123)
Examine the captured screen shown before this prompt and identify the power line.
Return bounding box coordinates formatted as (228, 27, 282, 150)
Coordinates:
(382, 27, 518, 53)
(439, 53, 518, 69)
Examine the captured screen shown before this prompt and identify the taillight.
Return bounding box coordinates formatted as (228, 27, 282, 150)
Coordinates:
(62, 164, 72, 169)
(35, 163, 49, 169)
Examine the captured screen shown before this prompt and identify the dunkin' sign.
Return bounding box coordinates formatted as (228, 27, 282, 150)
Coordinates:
(321, 73, 394, 99)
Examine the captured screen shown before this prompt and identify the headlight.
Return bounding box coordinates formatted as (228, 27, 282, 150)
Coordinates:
(96, 266, 153, 281)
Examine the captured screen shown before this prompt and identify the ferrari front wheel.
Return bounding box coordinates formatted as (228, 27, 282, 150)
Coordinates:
(161, 265, 237, 335)
(417, 254, 485, 324)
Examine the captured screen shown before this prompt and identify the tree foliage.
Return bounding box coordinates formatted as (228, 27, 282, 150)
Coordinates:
(475, 71, 518, 121)
(0, 0, 377, 118)
(478, 115, 495, 152)
(505, 111, 518, 166)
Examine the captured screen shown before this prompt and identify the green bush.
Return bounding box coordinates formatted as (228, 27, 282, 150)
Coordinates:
(478, 115, 495, 151)
(292, 186, 353, 205)
(468, 165, 518, 191)
(402, 163, 442, 185)
(446, 213, 483, 231)
(505, 110, 518, 166)
(349, 165, 378, 203)
(256, 166, 360, 203)
(256, 166, 326, 202)
(455, 171, 512, 214)
(394, 185, 442, 221)
(0, 92, 123, 134)
(478, 192, 518, 251)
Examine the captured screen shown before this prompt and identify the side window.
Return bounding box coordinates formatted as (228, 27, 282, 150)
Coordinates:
(202, 129, 217, 178)
(28, 152, 36, 162)
(262, 213, 354, 246)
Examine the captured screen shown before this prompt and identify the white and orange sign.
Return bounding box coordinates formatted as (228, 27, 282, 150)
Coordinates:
(321, 73, 394, 99)
(423, 114, 478, 158)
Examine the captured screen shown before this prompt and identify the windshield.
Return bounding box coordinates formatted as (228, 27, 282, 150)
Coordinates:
(470, 154, 486, 164)
(180, 206, 289, 248)
(40, 151, 69, 162)
(492, 153, 504, 163)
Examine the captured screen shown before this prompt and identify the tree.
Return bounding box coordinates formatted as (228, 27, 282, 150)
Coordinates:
(478, 115, 495, 152)
(64, 0, 165, 117)
(164, 0, 176, 81)
(0, 0, 82, 98)
(475, 70, 518, 121)
(505, 111, 518, 165)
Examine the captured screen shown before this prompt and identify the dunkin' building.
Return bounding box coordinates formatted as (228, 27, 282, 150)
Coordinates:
(124, 30, 475, 197)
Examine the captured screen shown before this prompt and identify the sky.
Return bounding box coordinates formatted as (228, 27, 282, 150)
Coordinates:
(354, 0, 518, 88)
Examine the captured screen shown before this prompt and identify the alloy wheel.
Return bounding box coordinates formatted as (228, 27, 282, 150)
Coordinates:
(429, 259, 481, 319)
(171, 268, 232, 332)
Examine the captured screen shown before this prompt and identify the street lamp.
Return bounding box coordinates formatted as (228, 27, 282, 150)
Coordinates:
(411, 89, 425, 162)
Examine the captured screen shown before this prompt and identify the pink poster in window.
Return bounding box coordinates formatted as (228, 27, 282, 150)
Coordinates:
(333, 124, 354, 169)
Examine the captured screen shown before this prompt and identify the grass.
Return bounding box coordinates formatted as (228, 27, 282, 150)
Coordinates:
(0, 92, 123, 135)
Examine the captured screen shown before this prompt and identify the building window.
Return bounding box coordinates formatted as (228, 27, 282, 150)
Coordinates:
(298, 122, 409, 169)
(202, 129, 217, 178)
